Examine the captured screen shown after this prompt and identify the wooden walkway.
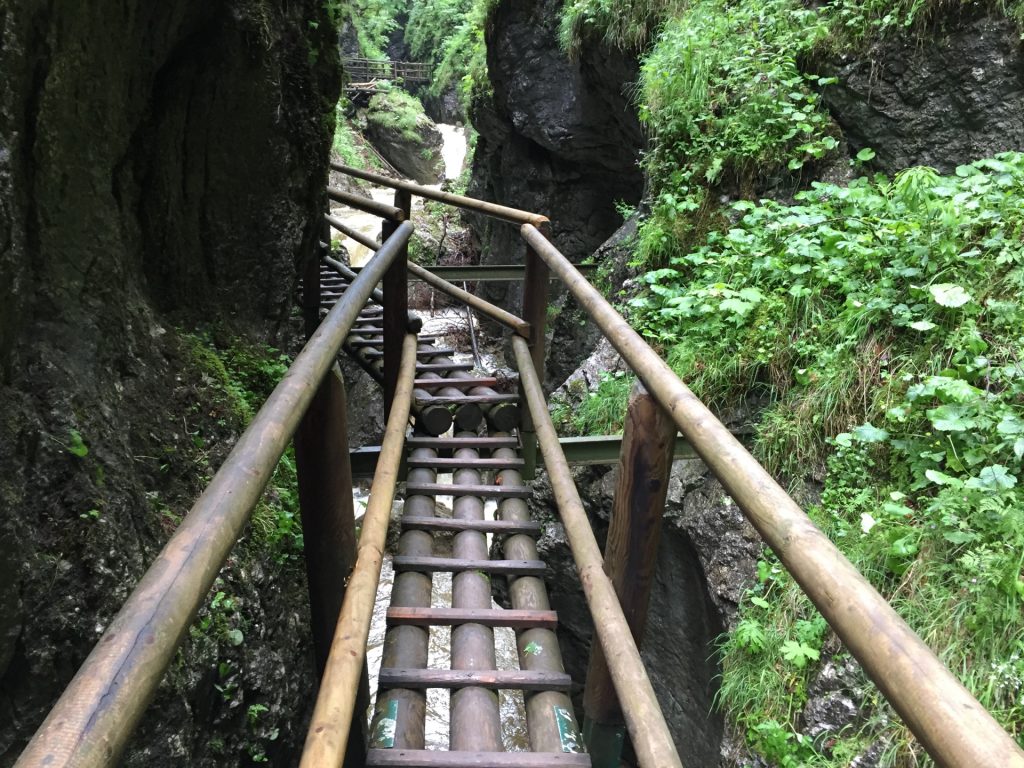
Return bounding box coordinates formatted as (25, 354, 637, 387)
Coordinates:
(318, 265, 591, 765)
(344, 57, 431, 92)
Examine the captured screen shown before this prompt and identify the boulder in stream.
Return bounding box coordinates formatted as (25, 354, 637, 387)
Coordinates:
(364, 90, 445, 184)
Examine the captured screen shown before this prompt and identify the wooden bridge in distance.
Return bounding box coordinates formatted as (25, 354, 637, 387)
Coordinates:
(344, 57, 431, 92)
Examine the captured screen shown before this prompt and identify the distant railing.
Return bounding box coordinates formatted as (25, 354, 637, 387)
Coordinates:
(343, 57, 431, 84)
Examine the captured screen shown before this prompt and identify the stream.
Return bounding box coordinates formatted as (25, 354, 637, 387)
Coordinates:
(332, 123, 467, 267)
(342, 125, 530, 750)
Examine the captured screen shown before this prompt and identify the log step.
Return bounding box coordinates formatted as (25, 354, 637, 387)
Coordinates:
(367, 750, 591, 767)
(412, 377, 500, 390)
(404, 483, 532, 499)
(406, 436, 519, 449)
(391, 556, 545, 576)
(406, 457, 525, 470)
(400, 516, 541, 535)
(377, 668, 571, 692)
(386, 607, 558, 630)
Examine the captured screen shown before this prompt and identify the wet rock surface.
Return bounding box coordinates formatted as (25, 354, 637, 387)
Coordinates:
(0, 1, 339, 764)
(466, 0, 645, 324)
(364, 93, 445, 184)
(524, 460, 736, 766)
(823, 11, 1024, 174)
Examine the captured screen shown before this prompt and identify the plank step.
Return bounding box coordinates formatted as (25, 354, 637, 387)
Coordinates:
(391, 556, 545, 576)
(416, 363, 476, 373)
(386, 607, 558, 630)
(406, 457, 525, 470)
(405, 483, 531, 499)
(406, 436, 519, 449)
(400, 516, 541, 535)
(378, 668, 571, 692)
(412, 377, 499, 390)
(364, 348, 456, 359)
(367, 750, 591, 767)
(349, 336, 441, 347)
(414, 395, 519, 406)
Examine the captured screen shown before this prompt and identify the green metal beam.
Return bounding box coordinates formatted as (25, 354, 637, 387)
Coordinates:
(349, 434, 696, 476)
(347, 264, 598, 283)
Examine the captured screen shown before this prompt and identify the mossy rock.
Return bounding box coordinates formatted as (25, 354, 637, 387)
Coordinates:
(364, 90, 445, 183)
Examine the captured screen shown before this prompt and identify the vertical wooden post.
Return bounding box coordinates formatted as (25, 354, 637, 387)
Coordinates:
(383, 190, 411, 413)
(294, 365, 368, 767)
(519, 223, 550, 479)
(582, 381, 676, 767)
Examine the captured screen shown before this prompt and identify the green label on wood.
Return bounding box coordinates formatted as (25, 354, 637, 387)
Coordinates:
(554, 705, 584, 753)
(372, 699, 399, 748)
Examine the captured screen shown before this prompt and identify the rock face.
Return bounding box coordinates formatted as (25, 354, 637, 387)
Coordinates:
(528, 457, 756, 766)
(0, 1, 339, 764)
(467, 0, 645, 330)
(823, 10, 1024, 174)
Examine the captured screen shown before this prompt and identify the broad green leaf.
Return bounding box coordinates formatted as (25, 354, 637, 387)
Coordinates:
(943, 530, 978, 545)
(749, 596, 771, 609)
(925, 469, 963, 488)
(719, 298, 753, 316)
(738, 287, 764, 303)
(997, 415, 1024, 435)
(909, 320, 936, 331)
(928, 405, 972, 431)
(853, 423, 889, 443)
(965, 464, 1017, 491)
(882, 502, 913, 517)
(856, 147, 876, 162)
(929, 283, 972, 308)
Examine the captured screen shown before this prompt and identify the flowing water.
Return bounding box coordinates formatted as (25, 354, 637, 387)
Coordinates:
(332, 123, 468, 268)
(348, 125, 530, 750)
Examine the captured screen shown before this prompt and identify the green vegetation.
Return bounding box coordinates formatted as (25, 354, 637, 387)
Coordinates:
(366, 88, 433, 144)
(634, 155, 1024, 763)
(332, 104, 385, 170)
(339, 0, 399, 60)
(406, 0, 497, 107)
(558, 0, 1024, 762)
(180, 331, 303, 562)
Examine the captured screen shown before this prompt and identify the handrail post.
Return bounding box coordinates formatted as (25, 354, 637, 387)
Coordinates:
(519, 223, 550, 479)
(582, 381, 676, 766)
(293, 365, 368, 767)
(383, 189, 411, 412)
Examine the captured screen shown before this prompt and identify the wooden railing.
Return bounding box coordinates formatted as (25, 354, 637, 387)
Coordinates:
(343, 57, 432, 84)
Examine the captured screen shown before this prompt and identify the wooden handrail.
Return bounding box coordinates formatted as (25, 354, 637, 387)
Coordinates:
(328, 186, 406, 221)
(330, 162, 549, 226)
(15, 222, 416, 768)
(299, 333, 419, 767)
(406, 261, 530, 337)
(323, 208, 530, 336)
(512, 335, 684, 768)
(518, 223, 1024, 768)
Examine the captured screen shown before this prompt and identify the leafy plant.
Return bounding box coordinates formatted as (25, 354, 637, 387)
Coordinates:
(67, 429, 89, 458)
